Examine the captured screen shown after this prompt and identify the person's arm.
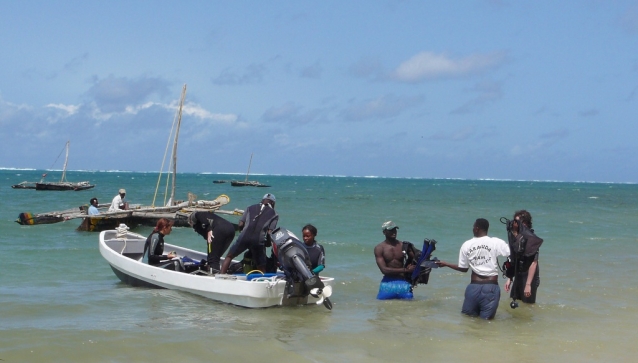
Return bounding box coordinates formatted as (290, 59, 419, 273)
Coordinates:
(374, 245, 414, 275)
(524, 260, 538, 296)
(237, 208, 249, 231)
(436, 246, 469, 273)
(436, 260, 469, 273)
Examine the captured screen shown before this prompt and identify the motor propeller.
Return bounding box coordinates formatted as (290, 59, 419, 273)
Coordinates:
(310, 285, 333, 310)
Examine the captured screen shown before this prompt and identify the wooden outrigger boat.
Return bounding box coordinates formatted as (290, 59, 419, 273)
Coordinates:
(11, 141, 95, 191)
(15, 195, 242, 230)
(77, 195, 241, 231)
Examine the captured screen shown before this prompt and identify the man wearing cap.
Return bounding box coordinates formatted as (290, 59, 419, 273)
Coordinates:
(188, 211, 237, 272)
(108, 189, 127, 211)
(220, 193, 279, 274)
(374, 221, 417, 300)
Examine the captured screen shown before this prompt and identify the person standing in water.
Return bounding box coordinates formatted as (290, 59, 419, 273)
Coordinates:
(505, 210, 542, 304)
(436, 218, 510, 319)
(301, 224, 325, 272)
(374, 221, 416, 300)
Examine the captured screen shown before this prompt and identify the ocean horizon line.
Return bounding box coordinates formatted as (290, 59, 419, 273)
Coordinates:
(3, 167, 635, 185)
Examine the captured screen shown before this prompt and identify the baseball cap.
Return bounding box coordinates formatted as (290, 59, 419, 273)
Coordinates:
(119, 188, 126, 194)
(262, 193, 276, 202)
(382, 221, 399, 231)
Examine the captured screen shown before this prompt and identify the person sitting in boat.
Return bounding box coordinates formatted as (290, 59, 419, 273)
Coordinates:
(188, 211, 237, 272)
(301, 224, 325, 274)
(144, 218, 177, 266)
(88, 197, 100, 215)
(220, 193, 279, 274)
(108, 189, 128, 211)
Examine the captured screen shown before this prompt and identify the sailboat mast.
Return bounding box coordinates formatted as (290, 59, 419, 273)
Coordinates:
(60, 141, 69, 182)
(170, 84, 187, 205)
(245, 153, 253, 182)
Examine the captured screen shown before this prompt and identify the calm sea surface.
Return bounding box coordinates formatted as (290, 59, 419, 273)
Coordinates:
(1, 170, 637, 362)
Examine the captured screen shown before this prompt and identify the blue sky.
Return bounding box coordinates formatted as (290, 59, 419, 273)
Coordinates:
(1, 1, 637, 182)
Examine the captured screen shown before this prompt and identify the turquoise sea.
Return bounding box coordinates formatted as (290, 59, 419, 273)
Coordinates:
(1, 169, 637, 362)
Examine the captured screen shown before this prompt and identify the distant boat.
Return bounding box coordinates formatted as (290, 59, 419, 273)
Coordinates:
(230, 153, 270, 187)
(212, 180, 228, 184)
(12, 141, 95, 191)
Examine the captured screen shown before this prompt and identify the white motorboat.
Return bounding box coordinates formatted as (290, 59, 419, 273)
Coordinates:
(99, 228, 334, 309)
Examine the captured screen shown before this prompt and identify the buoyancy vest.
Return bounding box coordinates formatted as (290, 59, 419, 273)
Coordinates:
(507, 223, 543, 275)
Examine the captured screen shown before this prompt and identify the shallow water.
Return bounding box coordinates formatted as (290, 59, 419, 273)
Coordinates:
(1, 170, 637, 362)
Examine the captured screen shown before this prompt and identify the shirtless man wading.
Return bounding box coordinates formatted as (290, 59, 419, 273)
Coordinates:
(374, 221, 416, 300)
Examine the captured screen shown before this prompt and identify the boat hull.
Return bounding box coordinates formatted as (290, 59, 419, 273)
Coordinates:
(16, 212, 64, 225)
(99, 230, 333, 308)
(35, 182, 95, 191)
(230, 181, 270, 187)
(78, 214, 139, 232)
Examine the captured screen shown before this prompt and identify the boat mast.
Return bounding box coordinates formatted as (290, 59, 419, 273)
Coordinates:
(245, 153, 253, 182)
(60, 141, 69, 182)
(170, 84, 187, 205)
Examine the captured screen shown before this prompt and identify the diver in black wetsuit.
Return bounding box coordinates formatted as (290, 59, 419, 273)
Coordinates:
(504, 210, 543, 305)
(144, 218, 176, 265)
(188, 211, 236, 271)
(220, 193, 279, 274)
(301, 224, 325, 272)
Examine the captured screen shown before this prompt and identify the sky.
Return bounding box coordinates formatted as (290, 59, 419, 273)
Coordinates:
(1, 1, 637, 182)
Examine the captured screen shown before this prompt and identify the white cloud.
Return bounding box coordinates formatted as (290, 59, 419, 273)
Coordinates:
(392, 51, 506, 83)
(45, 103, 79, 116)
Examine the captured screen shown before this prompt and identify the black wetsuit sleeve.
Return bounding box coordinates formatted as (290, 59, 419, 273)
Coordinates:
(148, 234, 166, 265)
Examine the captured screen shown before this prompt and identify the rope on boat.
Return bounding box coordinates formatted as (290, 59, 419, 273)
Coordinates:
(115, 223, 130, 254)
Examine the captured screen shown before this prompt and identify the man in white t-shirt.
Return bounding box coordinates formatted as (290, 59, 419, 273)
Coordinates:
(436, 218, 510, 319)
(108, 189, 127, 211)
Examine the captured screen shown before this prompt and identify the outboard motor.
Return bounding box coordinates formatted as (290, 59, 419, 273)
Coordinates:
(269, 227, 332, 310)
